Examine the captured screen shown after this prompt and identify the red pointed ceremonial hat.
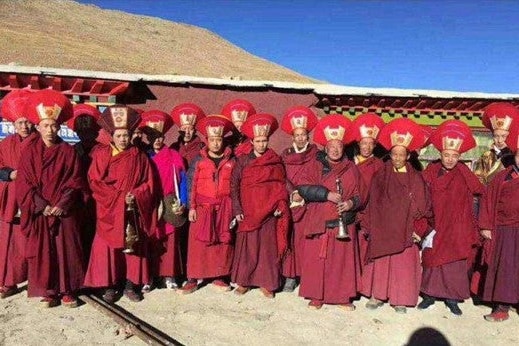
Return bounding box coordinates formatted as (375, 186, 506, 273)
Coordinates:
(429, 120, 476, 154)
(505, 120, 519, 152)
(196, 114, 235, 138)
(221, 99, 256, 125)
(139, 109, 173, 135)
(170, 103, 205, 127)
(24, 89, 73, 125)
(313, 114, 352, 147)
(378, 118, 426, 151)
(241, 113, 278, 139)
(67, 104, 101, 131)
(0, 89, 32, 122)
(280, 106, 318, 135)
(98, 104, 141, 134)
(348, 113, 385, 142)
(482, 102, 519, 132)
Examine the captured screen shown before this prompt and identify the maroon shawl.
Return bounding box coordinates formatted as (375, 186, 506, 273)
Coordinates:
(0, 134, 26, 222)
(422, 162, 484, 267)
(366, 161, 432, 260)
(88, 145, 157, 248)
(232, 149, 290, 258)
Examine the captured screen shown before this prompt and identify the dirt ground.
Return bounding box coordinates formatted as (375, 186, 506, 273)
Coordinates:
(1, 283, 518, 346)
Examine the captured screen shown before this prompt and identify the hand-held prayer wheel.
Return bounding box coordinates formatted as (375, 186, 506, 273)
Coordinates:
(123, 200, 139, 254)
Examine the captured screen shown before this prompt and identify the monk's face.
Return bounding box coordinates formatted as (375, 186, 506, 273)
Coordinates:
(13, 117, 33, 138)
(252, 136, 269, 156)
(37, 118, 59, 145)
(181, 125, 195, 143)
(493, 129, 509, 149)
(390, 145, 409, 170)
(440, 149, 460, 170)
(112, 129, 131, 151)
(325, 139, 344, 162)
(292, 128, 309, 150)
(358, 137, 376, 158)
(207, 136, 224, 155)
(153, 136, 165, 152)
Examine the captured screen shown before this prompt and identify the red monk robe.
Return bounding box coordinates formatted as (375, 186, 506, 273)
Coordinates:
(84, 145, 156, 288)
(281, 144, 319, 278)
(16, 134, 85, 298)
(230, 149, 290, 292)
(0, 134, 28, 291)
(477, 166, 519, 305)
(149, 146, 186, 279)
(187, 147, 235, 279)
(356, 155, 384, 297)
(298, 152, 363, 306)
(421, 161, 483, 300)
(365, 161, 432, 308)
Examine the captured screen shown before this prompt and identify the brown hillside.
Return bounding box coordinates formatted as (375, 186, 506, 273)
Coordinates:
(0, 0, 318, 83)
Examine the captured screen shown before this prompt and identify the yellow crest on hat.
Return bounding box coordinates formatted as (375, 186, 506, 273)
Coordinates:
(110, 107, 128, 128)
(323, 125, 345, 142)
(253, 123, 271, 137)
(390, 131, 413, 148)
(36, 103, 61, 121)
(442, 136, 463, 152)
(290, 115, 308, 130)
(231, 110, 248, 123)
(180, 112, 197, 126)
(490, 115, 512, 131)
(146, 120, 165, 133)
(206, 125, 224, 137)
(359, 124, 380, 139)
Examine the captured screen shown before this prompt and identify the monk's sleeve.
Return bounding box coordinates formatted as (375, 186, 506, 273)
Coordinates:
(297, 185, 329, 202)
(479, 182, 496, 231)
(131, 155, 156, 236)
(16, 148, 49, 214)
(55, 150, 83, 213)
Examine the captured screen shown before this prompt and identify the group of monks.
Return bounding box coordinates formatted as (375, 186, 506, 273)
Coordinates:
(0, 88, 518, 323)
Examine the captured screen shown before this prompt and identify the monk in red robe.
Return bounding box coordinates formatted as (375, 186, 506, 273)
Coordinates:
(296, 115, 363, 310)
(478, 121, 519, 322)
(364, 118, 432, 314)
(66, 104, 101, 264)
(180, 115, 235, 294)
(16, 90, 85, 308)
(231, 113, 289, 298)
(279, 106, 319, 292)
(419, 121, 484, 316)
(170, 103, 206, 167)
(0, 90, 32, 299)
(140, 110, 187, 290)
(84, 105, 156, 303)
(347, 113, 386, 305)
(221, 99, 256, 156)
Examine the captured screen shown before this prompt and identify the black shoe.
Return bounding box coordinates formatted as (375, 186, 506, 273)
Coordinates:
(445, 300, 462, 316)
(282, 278, 297, 292)
(417, 295, 435, 310)
(102, 288, 117, 303)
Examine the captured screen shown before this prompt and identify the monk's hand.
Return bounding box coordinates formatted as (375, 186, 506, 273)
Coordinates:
(9, 170, 17, 181)
(43, 205, 52, 216)
(412, 232, 421, 243)
(337, 200, 353, 214)
(188, 209, 197, 222)
(236, 214, 244, 222)
(291, 191, 303, 203)
(50, 206, 65, 217)
(174, 204, 185, 215)
(274, 209, 282, 217)
(480, 229, 492, 240)
(125, 193, 135, 205)
(327, 191, 341, 204)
